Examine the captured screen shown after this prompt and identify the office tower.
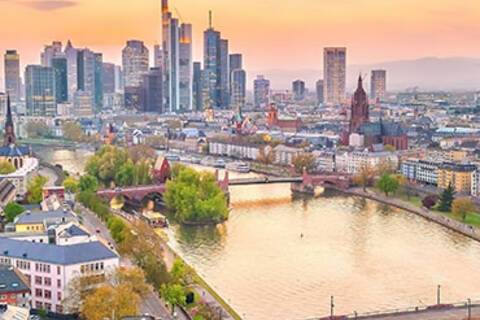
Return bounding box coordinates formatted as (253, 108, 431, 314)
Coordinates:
(122, 40, 149, 87)
(64, 40, 78, 101)
(229, 54, 242, 71)
(254, 75, 270, 108)
(74, 90, 93, 117)
(77, 49, 96, 109)
(231, 69, 246, 110)
(94, 53, 104, 110)
(370, 69, 387, 101)
(323, 47, 346, 105)
(51, 56, 68, 104)
(4, 50, 21, 103)
(102, 63, 116, 94)
(292, 80, 306, 101)
(316, 79, 324, 105)
(25, 65, 56, 117)
(219, 39, 230, 107)
(41, 41, 62, 67)
(124, 86, 144, 110)
(179, 23, 193, 111)
(192, 62, 203, 111)
(114, 65, 123, 92)
(154, 44, 163, 69)
(141, 67, 163, 113)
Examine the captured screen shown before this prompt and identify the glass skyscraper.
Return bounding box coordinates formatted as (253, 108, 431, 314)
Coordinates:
(25, 65, 56, 117)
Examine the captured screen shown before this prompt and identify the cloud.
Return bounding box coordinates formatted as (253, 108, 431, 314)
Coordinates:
(0, 0, 78, 11)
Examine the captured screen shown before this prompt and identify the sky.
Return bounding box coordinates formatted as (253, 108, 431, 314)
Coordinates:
(1, 0, 480, 88)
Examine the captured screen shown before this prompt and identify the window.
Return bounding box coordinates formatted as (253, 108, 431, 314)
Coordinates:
(57, 266, 61, 275)
(44, 303, 52, 311)
(35, 289, 42, 297)
(57, 292, 62, 301)
(35, 302, 43, 309)
(44, 290, 52, 300)
(35, 276, 42, 285)
(56, 305, 63, 313)
(57, 279, 61, 288)
(44, 277, 51, 286)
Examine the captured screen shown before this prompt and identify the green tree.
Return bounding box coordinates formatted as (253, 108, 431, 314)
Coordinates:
(63, 176, 79, 193)
(0, 160, 15, 174)
(376, 173, 400, 197)
(27, 175, 48, 204)
(292, 153, 316, 174)
(63, 122, 85, 142)
(79, 175, 99, 193)
(452, 197, 476, 221)
(133, 160, 152, 186)
(25, 121, 51, 138)
(160, 283, 186, 315)
(115, 160, 135, 187)
(438, 184, 456, 212)
(164, 166, 228, 224)
(86, 146, 129, 187)
(4, 202, 25, 223)
(108, 217, 127, 243)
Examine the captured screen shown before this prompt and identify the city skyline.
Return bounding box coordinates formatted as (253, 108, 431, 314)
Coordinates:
(1, 0, 480, 72)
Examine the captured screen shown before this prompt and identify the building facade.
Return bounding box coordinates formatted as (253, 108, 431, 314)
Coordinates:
(122, 40, 149, 88)
(25, 65, 56, 117)
(316, 79, 324, 105)
(254, 75, 270, 108)
(292, 80, 306, 101)
(323, 47, 346, 105)
(179, 24, 193, 112)
(4, 50, 21, 104)
(371, 69, 387, 102)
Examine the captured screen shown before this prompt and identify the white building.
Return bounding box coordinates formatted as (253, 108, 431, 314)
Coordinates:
(0, 158, 39, 200)
(336, 151, 399, 175)
(400, 159, 440, 186)
(209, 141, 261, 161)
(0, 238, 119, 313)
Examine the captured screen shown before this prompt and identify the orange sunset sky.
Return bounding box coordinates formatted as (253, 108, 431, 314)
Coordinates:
(1, 0, 480, 73)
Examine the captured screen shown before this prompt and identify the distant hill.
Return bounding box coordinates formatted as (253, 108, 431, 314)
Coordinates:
(250, 57, 480, 92)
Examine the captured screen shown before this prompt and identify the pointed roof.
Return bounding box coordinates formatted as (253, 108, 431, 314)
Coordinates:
(357, 75, 363, 90)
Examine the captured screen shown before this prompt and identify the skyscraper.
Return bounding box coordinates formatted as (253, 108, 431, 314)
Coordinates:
(323, 47, 346, 105)
(141, 67, 163, 113)
(77, 48, 103, 111)
(370, 69, 387, 102)
(203, 11, 230, 109)
(179, 23, 193, 111)
(229, 54, 242, 72)
(192, 62, 203, 111)
(41, 41, 62, 67)
(25, 65, 56, 117)
(292, 80, 306, 101)
(94, 53, 104, 110)
(52, 56, 68, 104)
(64, 40, 78, 102)
(154, 44, 163, 69)
(316, 79, 324, 105)
(102, 63, 116, 94)
(122, 40, 149, 88)
(254, 75, 270, 108)
(229, 54, 246, 110)
(4, 50, 21, 103)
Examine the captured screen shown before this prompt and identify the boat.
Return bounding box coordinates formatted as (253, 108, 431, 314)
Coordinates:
(165, 154, 180, 162)
(226, 161, 250, 173)
(200, 156, 216, 167)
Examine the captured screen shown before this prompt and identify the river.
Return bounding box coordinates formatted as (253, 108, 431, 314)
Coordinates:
(38, 149, 480, 320)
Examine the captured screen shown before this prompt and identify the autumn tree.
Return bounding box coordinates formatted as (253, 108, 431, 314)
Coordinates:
(63, 176, 79, 193)
(452, 197, 476, 222)
(27, 175, 48, 204)
(292, 153, 316, 174)
(63, 122, 85, 142)
(353, 165, 375, 191)
(257, 146, 275, 165)
(82, 284, 140, 320)
(128, 144, 156, 163)
(0, 160, 15, 175)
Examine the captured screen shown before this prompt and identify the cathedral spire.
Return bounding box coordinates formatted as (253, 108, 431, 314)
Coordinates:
(4, 94, 15, 146)
(357, 74, 363, 90)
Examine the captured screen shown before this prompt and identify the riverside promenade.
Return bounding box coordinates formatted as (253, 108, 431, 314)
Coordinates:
(341, 187, 480, 242)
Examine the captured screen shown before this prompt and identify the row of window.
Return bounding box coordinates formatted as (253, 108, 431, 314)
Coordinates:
(16, 260, 31, 270)
(35, 301, 62, 313)
(80, 262, 105, 273)
(25, 225, 43, 231)
(35, 263, 51, 273)
(34, 276, 61, 288)
(34, 288, 61, 301)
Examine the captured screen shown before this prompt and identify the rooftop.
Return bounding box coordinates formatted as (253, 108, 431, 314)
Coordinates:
(0, 265, 30, 294)
(14, 209, 76, 226)
(0, 238, 118, 265)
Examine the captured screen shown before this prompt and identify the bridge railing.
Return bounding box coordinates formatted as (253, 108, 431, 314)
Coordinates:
(302, 299, 480, 320)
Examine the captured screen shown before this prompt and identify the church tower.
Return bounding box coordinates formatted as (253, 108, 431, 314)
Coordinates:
(4, 95, 16, 146)
(349, 75, 369, 134)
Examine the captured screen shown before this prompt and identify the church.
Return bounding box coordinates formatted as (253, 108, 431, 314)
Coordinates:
(343, 76, 408, 150)
(0, 96, 31, 169)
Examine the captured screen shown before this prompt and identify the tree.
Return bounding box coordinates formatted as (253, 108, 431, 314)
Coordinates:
(146, 135, 167, 149)
(170, 258, 193, 286)
(25, 121, 51, 139)
(110, 266, 150, 298)
(27, 175, 48, 204)
(376, 173, 400, 197)
(63, 176, 79, 193)
(376, 159, 396, 175)
(4, 202, 25, 223)
(128, 144, 156, 164)
(353, 165, 375, 191)
(438, 184, 456, 212)
(108, 217, 128, 243)
(452, 197, 476, 221)
(86, 146, 130, 187)
(257, 146, 275, 165)
(292, 153, 316, 174)
(63, 122, 85, 142)
(0, 160, 15, 175)
(164, 166, 228, 224)
(133, 160, 152, 186)
(79, 175, 99, 193)
(82, 284, 140, 320)
(422, 195, 439, 210)
(160, 283, 186, 315)
(115, 160, 135, 187)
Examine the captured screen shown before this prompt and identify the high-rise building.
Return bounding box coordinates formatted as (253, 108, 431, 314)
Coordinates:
(231, 69, 246, 110)
(292, 80, 306, 101)
(203, 11, 230, 109)
(370, 69, 387, 102)
(51, 56, 68, 104)
(64, 40, 78, 102)
(122, 40, 149, 88)
(74, 90, 93, 117)
(154, 44, 163, 69)
(316, 79, 324, 105)
(41, 41, 62, 67)
(77, 48, 102, 111)
(254, 75, 270, 108)
(114, 65, 123, 92)
(94, 53, 104, 110)
(229, 54, 242, 72)
(102, 63, 116, 94)
(25, 65, 56, 117)
(192, 62, 203, 111)
(179, 23, 193, 111)
(323, 47, 346, 105)
(141, 67, 163, 113)
(4, 50, 21, 103)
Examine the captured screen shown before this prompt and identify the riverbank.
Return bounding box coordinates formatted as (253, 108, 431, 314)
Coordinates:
(338, 187, 480, 242)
